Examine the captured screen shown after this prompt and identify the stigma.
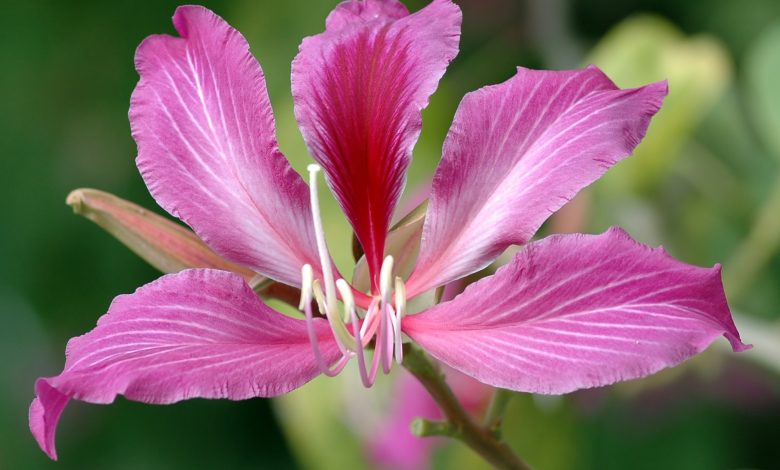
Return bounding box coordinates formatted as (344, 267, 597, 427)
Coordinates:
(299, 165, 407, 387)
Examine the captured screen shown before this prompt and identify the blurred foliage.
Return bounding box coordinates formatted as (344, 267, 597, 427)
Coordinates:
(588, 15, 732, 193)
(1, 0, 778, 469)
(745, 21, 780, 160)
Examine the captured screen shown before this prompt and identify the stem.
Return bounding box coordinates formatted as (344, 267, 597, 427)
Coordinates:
(411, 418, 458, 438)
(484, 388, 514, 437)
(403, 344, 532, 470)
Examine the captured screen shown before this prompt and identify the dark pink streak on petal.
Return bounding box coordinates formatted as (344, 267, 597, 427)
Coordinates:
(132, 6, 321, 287)
(404, 228, 749, 395)
(408, 66, 667, 296)
(293, 0, 461, 291)
(29, 269, 339, 460)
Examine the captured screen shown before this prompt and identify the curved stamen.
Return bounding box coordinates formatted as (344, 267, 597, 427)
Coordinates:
(382, 304, 396, 373)
(360, 299, 380, 346)
(372, 300, 389, 379)
(307, 164, 337, 318)
(379, 256, 395, 373)
(337, 279, 378, 387)
(300, 264, 350, 376)
(301, 170, 410, 384)
(312, 279, 355, 353)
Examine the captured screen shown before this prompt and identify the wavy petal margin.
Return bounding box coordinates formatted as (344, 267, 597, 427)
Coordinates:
(30, 269, 338, 460)
(132, 6, 321, 287)
(404, 228, 749, 394)
(408, 66, 667, 296)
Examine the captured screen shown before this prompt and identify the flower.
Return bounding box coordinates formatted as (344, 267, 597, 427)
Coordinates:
(30, 0, 749, 461)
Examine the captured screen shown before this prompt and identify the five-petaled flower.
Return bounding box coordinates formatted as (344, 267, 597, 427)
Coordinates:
(30, 0, 749, 460)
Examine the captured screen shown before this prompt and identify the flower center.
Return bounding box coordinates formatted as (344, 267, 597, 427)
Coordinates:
(298, 164, 406, 387)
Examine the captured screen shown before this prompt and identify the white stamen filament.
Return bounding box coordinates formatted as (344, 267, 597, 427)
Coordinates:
(301, 167, 410, 385)
(360, 298, 379, 339)
(299, 264, 350, 377)
(313, 280, 355, 354)
(378, 256, 395, 373)
(307, 164, 337, 317)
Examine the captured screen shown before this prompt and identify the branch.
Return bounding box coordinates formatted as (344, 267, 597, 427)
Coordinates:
(484, 388, 514, 438)
(402, 344, 532, 470)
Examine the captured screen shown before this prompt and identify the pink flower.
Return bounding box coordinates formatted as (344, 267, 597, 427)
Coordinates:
(30, 1, 749, 460)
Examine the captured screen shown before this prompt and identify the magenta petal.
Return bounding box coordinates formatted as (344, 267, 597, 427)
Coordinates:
(29, 269, 338, 460)
(131, 6, 320, 287)
(292, 0, 461, 289)
(407, 66, 668, 296)
(29, 382, 68, 461)
(403, 228, 749, 394)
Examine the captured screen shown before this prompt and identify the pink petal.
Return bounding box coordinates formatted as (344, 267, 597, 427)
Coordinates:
(29, 269, 338, 460)
(292, 0, 461, 290)
(131, 6, 320, 287)
(407, 66, 668, 296)
(403, 228, 749, 395)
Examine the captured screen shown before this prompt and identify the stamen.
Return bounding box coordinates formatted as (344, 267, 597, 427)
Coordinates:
(337, 279, 375, 388)
(373, 299, 390, 378)
(393, 276, 406, 364)
(302, 168, 409, 385)
(379, 256, 394, 302)
(310, 280, 327, 322)
(378, 256, 395, 373)
(299, 265, 349, 377)
(313, 280, 355, 353)
(307, 164, 337, 317)
(360, 299, 380, 341)
(299, 264, 314, 311)
(381, 305, 394, 373)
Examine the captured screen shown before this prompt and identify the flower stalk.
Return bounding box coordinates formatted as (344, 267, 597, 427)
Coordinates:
(402, 344, 532, 470)
(484, 388, 514, 438)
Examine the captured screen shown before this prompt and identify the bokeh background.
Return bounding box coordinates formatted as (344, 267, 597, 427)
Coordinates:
(2, 0, 779, 468)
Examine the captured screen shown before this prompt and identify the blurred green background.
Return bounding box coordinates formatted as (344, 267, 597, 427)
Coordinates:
(1, 0, 779, 468)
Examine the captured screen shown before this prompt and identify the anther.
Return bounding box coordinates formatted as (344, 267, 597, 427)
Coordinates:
(299, 264, 314, 311)
(335, 279, 355, 331)
(379, 256, 395, 302)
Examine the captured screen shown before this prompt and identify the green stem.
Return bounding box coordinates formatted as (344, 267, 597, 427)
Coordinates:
(484, 388, 514, 437)
(411, 418, 459, 438)
(403, 344, 532, 470)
